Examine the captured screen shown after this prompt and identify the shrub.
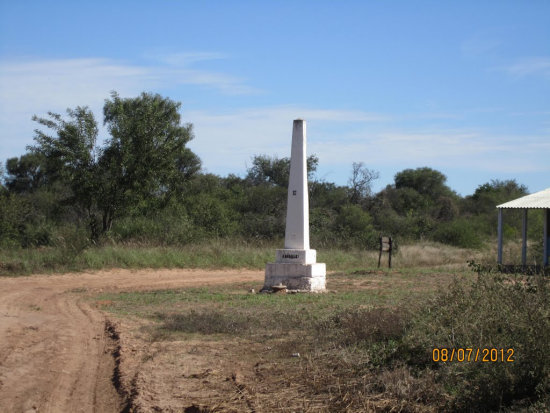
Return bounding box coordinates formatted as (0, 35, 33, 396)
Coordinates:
(318, 307, 407, 346)
(0, 193, 57, 247)
(111, 211, 197, 245)
(240, 212, 284, 240)
(402, 273, 550, 411)
(185, 193, 238, 237)
(21, 220, 54, 247)
(333, 204, 378, 248)
(432, 218, 483, 249)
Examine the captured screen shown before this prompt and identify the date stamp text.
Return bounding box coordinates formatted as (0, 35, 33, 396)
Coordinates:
(432, 348, 514, 363)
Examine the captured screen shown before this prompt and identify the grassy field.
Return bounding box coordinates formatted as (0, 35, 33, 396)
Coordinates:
(0, 239, 490, 276)
(96, 264, 550, 412)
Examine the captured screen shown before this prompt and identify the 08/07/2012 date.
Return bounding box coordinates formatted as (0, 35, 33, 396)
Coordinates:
(432, 348, 514, 362)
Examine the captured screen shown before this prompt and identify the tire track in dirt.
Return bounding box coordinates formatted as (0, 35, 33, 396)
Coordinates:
(0, 268, 263, 413)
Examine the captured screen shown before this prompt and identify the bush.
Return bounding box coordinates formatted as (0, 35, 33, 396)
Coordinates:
(21, 220, 54, 247)
(185, 193, 238, 237)
(333, 204, 378, 248)
(0, 193, 56, 248)
(111, 212, 197, 245)
(402, 273, 550, 411)
(432, 218, 483, 249)
(0, 194, 30, 247)
(240, 212, 284, 240)
(318, 307, 407, 346)
(310, 207, 336, 247)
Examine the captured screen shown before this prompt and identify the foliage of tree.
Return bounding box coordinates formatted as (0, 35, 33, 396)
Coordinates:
(464, 179, 528, 216)
(394, 167, 452, 199)
(5, 153, 46, 193)
(29, 106, 101, 235)
(310, 181, 348, 210)
(461, 179, 532, 238)
(103, 92, 200, 211)
(246, 154, 318, 187)
(373, 167, 461, 235)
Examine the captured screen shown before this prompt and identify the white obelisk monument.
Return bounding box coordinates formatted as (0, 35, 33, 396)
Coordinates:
(263, 119, 326, 292)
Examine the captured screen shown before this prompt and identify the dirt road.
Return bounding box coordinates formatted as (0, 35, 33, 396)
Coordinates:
(0, 269, 263, 413)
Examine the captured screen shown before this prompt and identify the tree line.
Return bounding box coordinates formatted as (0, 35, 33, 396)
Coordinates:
(0, 92, 542, 254)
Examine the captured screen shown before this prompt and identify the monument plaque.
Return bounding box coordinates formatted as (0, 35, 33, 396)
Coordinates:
(263, 119, 327, 292)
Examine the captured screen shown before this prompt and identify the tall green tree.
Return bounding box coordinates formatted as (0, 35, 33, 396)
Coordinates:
(29, 92, 201, 239)
(101, 92, 201, 222)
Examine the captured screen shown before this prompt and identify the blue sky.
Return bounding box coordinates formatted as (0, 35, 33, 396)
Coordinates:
(1, 1, 548, 196)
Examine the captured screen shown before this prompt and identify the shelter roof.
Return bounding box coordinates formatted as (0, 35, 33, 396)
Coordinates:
(497, 187, 550, 209)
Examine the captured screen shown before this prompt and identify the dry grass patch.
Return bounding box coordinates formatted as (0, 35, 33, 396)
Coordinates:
(97, 266, 550, 412)
(394, 242, 485, 268)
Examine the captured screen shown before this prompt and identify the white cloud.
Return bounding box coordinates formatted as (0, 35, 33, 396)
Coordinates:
(1, 56, 547, 188)
(500, 57, 550, 78)
(0, 55, 258, 112)
(0, 58, 147, 114)
(184, 106, 388, 174)
(0, 55, 259, 159)
(184, 107, 550, 181)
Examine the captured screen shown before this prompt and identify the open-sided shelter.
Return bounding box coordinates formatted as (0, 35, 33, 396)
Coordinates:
(496, 188, 550, 267)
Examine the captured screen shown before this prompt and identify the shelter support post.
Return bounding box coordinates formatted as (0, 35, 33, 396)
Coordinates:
(544, 208, 549, 267)
(521, 208, 528, 267)
(497, 208, 503, 265)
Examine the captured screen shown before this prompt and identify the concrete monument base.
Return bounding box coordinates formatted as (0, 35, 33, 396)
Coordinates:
(263, 249, 326, 292)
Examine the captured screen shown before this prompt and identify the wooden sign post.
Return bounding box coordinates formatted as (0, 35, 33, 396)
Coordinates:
(378, 235, 393, 268)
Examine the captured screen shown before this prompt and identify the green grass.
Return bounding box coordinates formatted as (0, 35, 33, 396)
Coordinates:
(0, 242, 274, 275)
(97, 281, 408, 318)
(95, 268, 463, 318)
(0, 239, 483, 276)
(0, 242, 372, 276)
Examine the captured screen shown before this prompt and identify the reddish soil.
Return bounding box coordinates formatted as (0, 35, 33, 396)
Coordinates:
(0, 269, 263, 413)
